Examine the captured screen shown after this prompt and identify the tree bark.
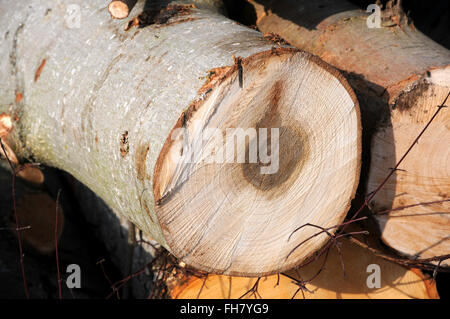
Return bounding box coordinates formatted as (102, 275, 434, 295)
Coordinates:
(0, 0, 361, 276)
(242, 0, 450, 266)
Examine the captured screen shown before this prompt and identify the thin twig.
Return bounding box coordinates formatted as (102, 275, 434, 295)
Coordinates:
(196, 274, 208, 299)
(97, 259, 120, 299)
(239, 277, 261, 299)
(55, 189, 62, 299)
(347, 235, 450, 272)
(374, 199, 450, 215)
(0, 225, 31, 231)
(0, 138, 29, 298)
(286, 91, 450, 273)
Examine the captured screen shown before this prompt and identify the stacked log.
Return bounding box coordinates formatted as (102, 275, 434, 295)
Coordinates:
(170, 236, 439, 299)
(240, 0, 450, 266)
(0, 0, 448, 299)
(0, 0, 361, 276)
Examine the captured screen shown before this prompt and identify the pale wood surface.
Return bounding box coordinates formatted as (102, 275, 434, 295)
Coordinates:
(155, 50, 361, 275)
(243, 0, 450, 266)
(368, 69, 450, 265)
(171, 237, 439, 299)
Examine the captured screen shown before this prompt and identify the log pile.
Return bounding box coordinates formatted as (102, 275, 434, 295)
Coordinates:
(170, 236, 439, 299)
(0, 0, 448, 299)
(236, 0, 450, 266)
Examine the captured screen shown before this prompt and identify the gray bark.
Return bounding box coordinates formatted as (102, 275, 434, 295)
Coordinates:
(0, 0, 276, 248)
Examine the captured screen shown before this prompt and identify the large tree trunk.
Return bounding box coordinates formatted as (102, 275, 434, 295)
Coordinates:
(241, 0, 450, 266)
(0, 0, 361, 276)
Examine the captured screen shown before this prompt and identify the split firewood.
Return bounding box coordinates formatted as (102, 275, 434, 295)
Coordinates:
(241, 0, 450, 266)
(0, 0, 361, 276)
(170, 237, 439, 299)
(108, 0, 138, 19)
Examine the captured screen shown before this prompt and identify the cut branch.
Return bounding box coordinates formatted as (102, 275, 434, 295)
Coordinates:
(108, 0, 138, 19)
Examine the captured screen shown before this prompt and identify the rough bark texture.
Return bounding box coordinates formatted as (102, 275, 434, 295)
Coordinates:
(241, 0, 450, 266)
(0, 0, 361, 276)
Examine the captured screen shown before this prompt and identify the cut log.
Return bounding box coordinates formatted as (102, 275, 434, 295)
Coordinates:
(170, 237, 439, 299)
(241, 0, 450, 266)
(0, 0, 360, 276)
(108, 0, 138, 19)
